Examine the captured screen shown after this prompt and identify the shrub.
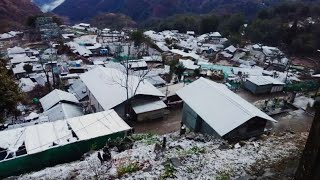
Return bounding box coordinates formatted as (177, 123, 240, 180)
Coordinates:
(117, 162, 140, 177)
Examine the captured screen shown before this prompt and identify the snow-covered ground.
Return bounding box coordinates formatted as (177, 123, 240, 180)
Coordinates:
(17, 132, 306, 180)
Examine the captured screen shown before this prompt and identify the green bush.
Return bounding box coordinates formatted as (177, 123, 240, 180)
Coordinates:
(160, 161, 177, 179)
(117, 162, 140, 177)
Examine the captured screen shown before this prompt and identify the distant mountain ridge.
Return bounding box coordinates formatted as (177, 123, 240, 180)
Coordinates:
(0, 0, 41, 32)
(52, 0, 291, 22)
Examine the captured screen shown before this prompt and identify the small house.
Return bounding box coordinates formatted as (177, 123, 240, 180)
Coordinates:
(244, 76, 285, 94)
(0, 110, 131, 178)
(40, 89, 80, 111)
(80, 67, 167, 121)
(176, 78, 276, 141)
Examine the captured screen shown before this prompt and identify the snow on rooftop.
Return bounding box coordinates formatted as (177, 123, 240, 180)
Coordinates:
(210, 32, 222, 37)
(177, 78, 276, 136)
(132, 100, 167, 114)
(0, 33, 14, 40)
(170, 49, 200, 60)
(247, 76, 285, 86)
(179, 59, 199, 70)
(156, 42, 170, 51)
(67, 110, 131, 141)
(158, 83, 185, 97)
(40, 89, 79, 111)
(225, 45, 237, 54)
(0, 127, 25, 154)
(7, 46, 25, 55)
(80, 67, 164, 111)
(43, 103, 84, 122)
(11, 55, 38, 64)
(25, 120, 74, 154)
(19, 78, 36, 92)
(68, 80, 88, 101)
(0, 110, 130, 161)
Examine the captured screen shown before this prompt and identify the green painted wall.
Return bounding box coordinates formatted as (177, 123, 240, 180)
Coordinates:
(0, 131, 126, 178)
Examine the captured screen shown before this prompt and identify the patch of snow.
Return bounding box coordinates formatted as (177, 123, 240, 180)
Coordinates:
(18, 132, 303, 179)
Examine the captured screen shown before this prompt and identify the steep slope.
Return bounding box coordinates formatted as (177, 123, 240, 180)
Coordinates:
(0, 0, 41, 32)
(53, 0, 284, 22)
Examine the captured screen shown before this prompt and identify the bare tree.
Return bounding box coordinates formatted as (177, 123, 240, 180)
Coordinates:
(111, 42, 161, 120)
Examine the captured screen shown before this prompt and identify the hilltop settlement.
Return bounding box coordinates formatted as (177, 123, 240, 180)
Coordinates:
(0, 16, 319, 179)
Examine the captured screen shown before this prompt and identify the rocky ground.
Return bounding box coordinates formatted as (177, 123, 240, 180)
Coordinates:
(16, 131, 308, 180)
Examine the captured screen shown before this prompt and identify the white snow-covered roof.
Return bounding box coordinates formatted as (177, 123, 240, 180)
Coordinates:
(43, 103, 83, 122)
(176, 78, 276, 136)
(68, 80, 88, 100)
(247, 76, 285, 86)
(78, 23, 90, 27)
(24, 112, 39, 121)
(12, 64, 26, 75)
(132, 100, 167, 114)
(158, 83, 185, 97)
(142, 56, 162, 62)
(7, 46, 25, 55)
(127, 60, 148, 69)
(186, 31, 195, 35)
(66, 42, 92, 56)
(179, 59, 199, 70)
(0, 33, 14, 40)
(0, 110, 130, 160)
(225, 45, 237, 54)
(220, 51, 233, 58)
(156, 42, 170, 51)
(67, 110, 131, 141)
(0, 127, 26, 154)
(19, 78, 36, 92)
(80, 67, 164, 111)
(210, 32, 222, 37)
(40, 89, 79, 111)
(11, 55, 38, 64)
(170, 49, 200, 60)
(25, 120, 75, 154)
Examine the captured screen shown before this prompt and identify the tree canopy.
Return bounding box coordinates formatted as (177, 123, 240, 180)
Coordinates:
(246, 2, 320, 55)
(0, 60, 25, 123)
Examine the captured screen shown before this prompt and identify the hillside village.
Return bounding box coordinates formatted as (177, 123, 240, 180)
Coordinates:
(0, 15, 319, 179)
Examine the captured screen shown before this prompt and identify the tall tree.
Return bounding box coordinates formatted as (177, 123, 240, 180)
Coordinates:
(23, 64, 33, 77)
(0, 60, 25, 123)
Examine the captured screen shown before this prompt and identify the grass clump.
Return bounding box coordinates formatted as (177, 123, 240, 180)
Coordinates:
(130, 133, 159, 145)
(178, 146, 206, 156)
(117, 162, 140, 177)
(160, 161, 177, 179)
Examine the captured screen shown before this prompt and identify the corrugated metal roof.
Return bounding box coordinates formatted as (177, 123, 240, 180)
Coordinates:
(177, 78, 276, 136)
(0, 110, 130, 160)
(25, 120, 74, 154)
(132, 100, 167, 114)
(68, 80, 88, 101)
(80, 67, 164, 111)
(43, 103, 84, 122)
(67, 110, 131, 141)
(40, 89, 79, 111)
(247, 76, 285, 86)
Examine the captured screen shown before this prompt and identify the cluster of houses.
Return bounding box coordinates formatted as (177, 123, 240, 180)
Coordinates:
(0, 26, 313, 178)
